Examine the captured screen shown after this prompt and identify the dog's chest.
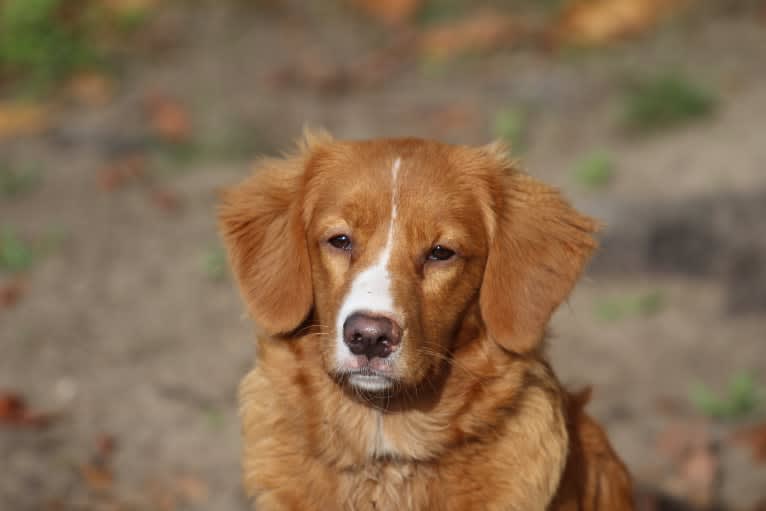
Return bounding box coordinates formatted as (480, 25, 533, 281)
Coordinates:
(368, 411, 395, 458)
(351, 408, 448, 463)
(332, 412, 444, 510)
(340, 460, 438, 511)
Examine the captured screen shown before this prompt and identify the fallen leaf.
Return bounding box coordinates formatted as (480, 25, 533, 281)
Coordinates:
(678, 443, 719, 508)
(81, 463, 114, 491)
(145, 95, 192, 143)
(270, 55, 351, 95)
(426, 104, 480, 134)
(351, 0, 423, 26)
(0, 103, 51, 140)
(68, 72, 115, 107)
(653, 395, 686, 416)
(266, 33, 415, 94)
(549, 0, 691, 48)
(657, 421, 720, 508)
(348, 31, 416, 89)
(148, 188, 183, 213)
(420, 10, 523, 59)
(0, 393, 24, 419)
(730, 422, 766, 463)
(148, 481, 178, 511)
(101, 0, 159, 13)
(657, 420, 709, 462)
(0, 279, 24, 309)
(155, 492, 177, 511)
(0, 391, 53, 427)
(97, 434, 118, 459)
(173, 475, 209, 503)
(97, 155, 146, 191)
(81, 433, 118, 491)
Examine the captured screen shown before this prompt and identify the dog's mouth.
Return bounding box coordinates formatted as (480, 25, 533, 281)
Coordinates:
(339, 367, 396, 392)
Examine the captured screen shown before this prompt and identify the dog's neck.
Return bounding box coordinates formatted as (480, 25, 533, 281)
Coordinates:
(259, 332, 556, 471)
(254, 295, 560, 471)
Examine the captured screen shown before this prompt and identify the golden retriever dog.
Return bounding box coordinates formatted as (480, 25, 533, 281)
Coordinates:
(219, 131, 634, 511)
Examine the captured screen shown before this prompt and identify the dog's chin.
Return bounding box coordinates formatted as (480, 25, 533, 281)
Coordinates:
(347, 372, 394, 392)
(334, 368, 398, 393)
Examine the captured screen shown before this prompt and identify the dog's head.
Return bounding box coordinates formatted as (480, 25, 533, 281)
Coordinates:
(220, 132, 597, 393)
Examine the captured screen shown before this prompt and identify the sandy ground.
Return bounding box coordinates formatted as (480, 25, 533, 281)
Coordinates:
(1, 4, 765, 510)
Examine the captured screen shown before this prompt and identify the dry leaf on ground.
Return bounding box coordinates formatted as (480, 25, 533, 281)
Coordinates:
(653, 395, 687, 417)
(0, 280, 24, 309)
(549, 0, 691, 47)
(730, 422, 766, 463)
(419, 10, 523, 59)
(349, 31, 417, 89)
(81, 434, 118, 491)
(351, 0, 423, 26)
(423, 104, 481, 136)
(96, 434, 118, 459)
(677, 444, 719, 508)
(173, 475, 209, 504)
(0, 103, 52, 140)
(81, 463, 114, 491)
(266, 32, 415, 94)
(266, 54, 351, 94)
(97, 155, 146, 192)
(656, 421, 720, 509)
(68, 73, 115, 107)
(0, 391, 53, 427)
(147, 474, 209, 511)
(148, 188, 183, 213)
(101, 0, 160, 13)
(145, 94, 192, 143)
(656, 420, 709, 462)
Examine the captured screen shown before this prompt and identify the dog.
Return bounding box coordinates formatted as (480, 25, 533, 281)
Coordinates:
(219, 131, 634, 511)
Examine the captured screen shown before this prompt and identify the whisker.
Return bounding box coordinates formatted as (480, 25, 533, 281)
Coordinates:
(293, 322, 332, 337)
(416, 346, 490, 393)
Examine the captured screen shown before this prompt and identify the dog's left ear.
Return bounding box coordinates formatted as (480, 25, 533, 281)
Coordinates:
(479, 145, 599, 353)
(219, 132, 330, 335)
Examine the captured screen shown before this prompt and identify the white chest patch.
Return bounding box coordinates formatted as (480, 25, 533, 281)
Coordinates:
(370, 410, 394, 458)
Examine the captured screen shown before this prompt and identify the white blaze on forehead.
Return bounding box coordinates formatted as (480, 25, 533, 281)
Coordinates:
(335, 158, 401, 367)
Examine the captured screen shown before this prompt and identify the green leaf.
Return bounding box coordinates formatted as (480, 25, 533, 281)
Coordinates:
(0, 227, 35, 273)
(573, 150, 614, 190)
(203, 246, 227, 281)
(690, 372, 762, 420)
(0, 164, 41, 197)
(595, 291, 665, 322)
(492, 108, 527, 151)
(622, 74, 717, 132)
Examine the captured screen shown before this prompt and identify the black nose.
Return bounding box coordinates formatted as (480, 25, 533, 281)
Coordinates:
(343, 313, 402, 359)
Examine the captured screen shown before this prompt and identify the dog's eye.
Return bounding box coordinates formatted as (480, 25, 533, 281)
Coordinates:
(328, 234, 352, 251)
(427, 245, 455, 261)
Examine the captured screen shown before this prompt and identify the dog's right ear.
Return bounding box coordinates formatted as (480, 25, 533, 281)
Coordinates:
(218, 131, 330, 335)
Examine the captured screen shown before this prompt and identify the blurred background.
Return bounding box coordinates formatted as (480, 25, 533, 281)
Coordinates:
(1, 0, 765, 510)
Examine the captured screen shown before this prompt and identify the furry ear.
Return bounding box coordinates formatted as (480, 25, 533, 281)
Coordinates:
(479, 153, 599, 353)
(219, 132, 330, 335)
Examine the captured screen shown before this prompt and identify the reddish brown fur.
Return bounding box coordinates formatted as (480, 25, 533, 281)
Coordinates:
(219, 132, 634, 511)
(552, 388, 635, 510)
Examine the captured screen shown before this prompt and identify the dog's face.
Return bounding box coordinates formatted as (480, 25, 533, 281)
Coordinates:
(304, 143, 492, 391)
(220, 133, 597, 393)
